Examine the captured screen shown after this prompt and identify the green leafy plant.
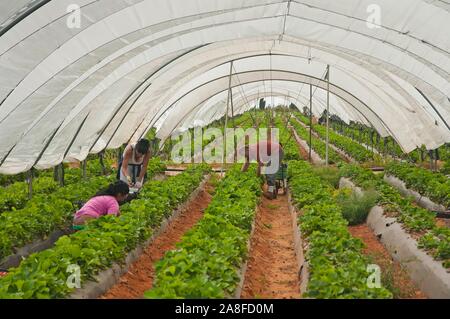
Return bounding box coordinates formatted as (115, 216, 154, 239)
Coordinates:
(0, 158, 165, 262)
(0, 164, 209, 299)
(335, 189, 379, 225)
(313, 166, 341, 189)
(294, 113, 373, 163)
(288, 161, 392, 298)
(146, 165, 262, 299)
(339, 163, 448, 268)
(290, 118, 342, 164)
(0, 176, 112, 260)
(418, 227, 450, 267)
(385, 161, 450, 207)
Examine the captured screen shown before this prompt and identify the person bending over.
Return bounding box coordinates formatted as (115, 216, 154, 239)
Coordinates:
(119, 139, 151, 189)
(73, 180, 129, 229)
(241, 139, 284, 200)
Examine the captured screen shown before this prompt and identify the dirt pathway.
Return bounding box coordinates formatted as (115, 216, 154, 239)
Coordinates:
(288, 126, 309, 161)
(100, 180, 215, 299)
(348, 224, 426, 299)
(241, 190, 301, 299)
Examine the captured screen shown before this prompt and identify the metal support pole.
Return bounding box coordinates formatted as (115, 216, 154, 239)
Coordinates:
(99, 151, 106, 175)
(117, 147, 122, 168)
(222, 61, 233, 172)
(53, 165, 59, 182)
(370, 131, 374, 156)
(82, 159, 87, 180)
(59, 163, 65, 187)
(27, 169, 33, 199)
(325, 65, 330, 167)
(230, 86, 237, 162)
(309, 83, 312, 162)
(429, 150, 434, 171)
(435, 149, 439, 170)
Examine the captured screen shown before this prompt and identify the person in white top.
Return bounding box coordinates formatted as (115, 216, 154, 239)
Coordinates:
(119, 139, 152, 189)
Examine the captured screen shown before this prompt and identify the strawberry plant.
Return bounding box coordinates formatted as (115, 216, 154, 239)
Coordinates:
(0, 158, 166, 262)
(146, 165, 262, 299)
(418, 227, 450, 268)
(290, 118, 342, 164)
(0, 154, 129, 215)
(339, 163, 449, 267)
(0, 164, 209, 299)
(0, 176, 111, 260)
(385, 161, 450, 207)
(288, 161, 392, 298)
(0, 177, 58, 214)
(273, 117, 301, 161)
(294, 113, 374, 163)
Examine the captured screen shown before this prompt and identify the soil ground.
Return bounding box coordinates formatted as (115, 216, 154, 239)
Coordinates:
(100, 180, 215, 299)
(288, 126, 309, 161)
(348, 224, 426, 299)
(241, 188, 301, 299)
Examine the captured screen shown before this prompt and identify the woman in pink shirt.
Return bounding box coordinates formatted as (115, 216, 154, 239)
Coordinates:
(73, 181, 129, 228)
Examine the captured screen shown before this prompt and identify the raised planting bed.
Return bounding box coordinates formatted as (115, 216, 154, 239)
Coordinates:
(289, 118, 341, 164)
(0, 164, 209, 299)
(339, 165, 450, 275)
(293, 116, 356, 164)
(233, 209, 257, 299)
(0, 229, 70, 269)
(273, 116, 302, 161)
(0, 158, 166, 268)
(385, 162, 449, 210)
(339, 177, 450, 298)
(70, 174, 211, 299)
(293, 113, 374, 163)
(145, 165, 262, 299)
(384, 175, 446, 212)
(288, 161, 392, 298)
(290, 126, 324, 165)
(0, 176, 112, 263)
(287, 189, 309, 296)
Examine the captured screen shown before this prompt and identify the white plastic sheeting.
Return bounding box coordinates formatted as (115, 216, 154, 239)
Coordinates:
(178, 81, 371, 132)
(0, 0, 448, 173)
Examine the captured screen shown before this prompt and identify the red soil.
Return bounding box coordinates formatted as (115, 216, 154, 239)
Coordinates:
(241, 190, 301, 299)
(436, 218, 450, 228)
(100, 181, 215, 299)
(348, 224, 426, 299)
(288, 127, 309, 161)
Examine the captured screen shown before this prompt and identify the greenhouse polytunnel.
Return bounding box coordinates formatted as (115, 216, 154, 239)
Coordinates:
(0, 0, 449, 303)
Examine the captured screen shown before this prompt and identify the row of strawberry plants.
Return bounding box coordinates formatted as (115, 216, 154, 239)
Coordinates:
(336, 122, 407, 159)
(146, 165, 262, 298)
(0, 158, 166, 262)
(0, 158, 117, 214)
(385, 161, 450, 208)
(0, 164, 209, 299)
(295, 113, 374, 162)
(336, 122, 450, 167)
(0, 177, 59, 214)
(339, 163, 449, 268)
(288, 160, 392, 298)
(273, 116, 301, 160)
(0, 176, 112, 261)
(289, 118, 342, 164)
